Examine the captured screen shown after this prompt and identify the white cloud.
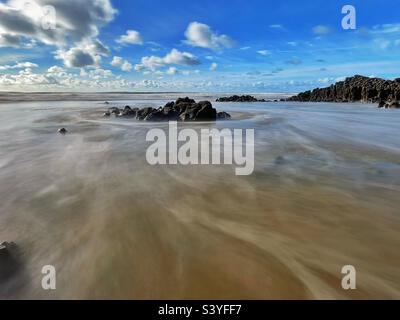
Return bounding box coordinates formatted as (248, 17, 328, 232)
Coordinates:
(257, 50, 271, 56)
(116, 30, 143, 45)
(135, 48, 200, 72)
(312, 25, 331, 35)
(166, 67, 178, 75)
(0, 0, 117, 47)
(111, 56, 132, 72)
(0, 0, 116, 69)
(371, 24, 400, 34)
(0, 61, 38, 70)
(184, 22, 234, 50)
(269, 24, 284, 30)
(210, 62, 218, 71)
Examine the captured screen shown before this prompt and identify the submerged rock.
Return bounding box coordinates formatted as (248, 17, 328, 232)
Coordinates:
(103, 98, 230, 122)
(216, 95, 266, 102)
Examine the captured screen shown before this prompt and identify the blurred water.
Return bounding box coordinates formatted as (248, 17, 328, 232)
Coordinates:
(0, 96, 400, 299)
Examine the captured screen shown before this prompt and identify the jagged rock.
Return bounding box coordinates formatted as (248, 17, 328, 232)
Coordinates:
(216, 95, 266, 102)
(108, 107, 121, 115)
(136, 107, 155, 120)
(121, 106, 139, 117)
(287, 75, 400, 106)
(217, 111, 232, 120)
(103, 98, 230, 122)
(58, 128, 67, 134)
(385, 101, 400, 108)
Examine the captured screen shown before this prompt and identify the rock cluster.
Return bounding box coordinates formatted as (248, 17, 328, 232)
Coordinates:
(286, 75, 400, 108)
(216, 95, 266, 102)
(104, 97, 231, 121)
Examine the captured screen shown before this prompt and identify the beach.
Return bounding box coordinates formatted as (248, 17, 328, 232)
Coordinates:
(1, 94, 400, 299)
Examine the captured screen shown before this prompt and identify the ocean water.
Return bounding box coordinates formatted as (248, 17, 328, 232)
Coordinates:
(1, 94, 400, 299)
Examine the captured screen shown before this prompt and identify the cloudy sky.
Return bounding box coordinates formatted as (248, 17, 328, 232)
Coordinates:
(0, 0, 400, 92)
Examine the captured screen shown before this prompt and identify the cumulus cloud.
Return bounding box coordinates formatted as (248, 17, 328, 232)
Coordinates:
(111, 56, 132, 72)
(210, 62, 218, 71)
(312, 25, 331, 35)
(0, 0, 117, 46)
(55, 39, 110, 68)
(184, 22, 234, 50)
(135, 48, 200, 72)
(56, 47, 97, 68)
(0, 33, 22, 47)
(116, 30, 143, 45)
(0, 0, 116, 69)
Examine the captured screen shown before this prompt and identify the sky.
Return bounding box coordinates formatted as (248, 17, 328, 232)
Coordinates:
(0, 0, 400, 92)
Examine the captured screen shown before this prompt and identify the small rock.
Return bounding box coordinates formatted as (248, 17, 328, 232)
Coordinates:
(217, 111, 232, 120)
(103, 111, 111, 117)
(275, 156, 286, 165)
(58, 128, 67, 134)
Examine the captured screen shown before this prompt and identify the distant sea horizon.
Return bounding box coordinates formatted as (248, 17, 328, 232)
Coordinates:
(0, 91, 293, 103)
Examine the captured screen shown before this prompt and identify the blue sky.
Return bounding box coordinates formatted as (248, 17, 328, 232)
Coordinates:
(0, 0, 400, 92)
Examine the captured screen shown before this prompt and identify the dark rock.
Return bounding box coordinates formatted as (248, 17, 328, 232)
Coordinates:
(274, 156, 286, 165)
(104, 101, 110, 105)
(0, 242, 20, 282)
(136, 107, 155, 120)
(108, 107, 121, 115)
(216, 95, 266, 102)
(58, 128, 67, 134)
(385, 101, 400, 108)
(217, 111, 232, 120)
(144, 110, 169, 121)
(175, 97, 196, 105)
(103, 98, 230, 122)
(286, 75, 400, 107)
(103, 111, 111, 117)
(121, 106, 138, 117)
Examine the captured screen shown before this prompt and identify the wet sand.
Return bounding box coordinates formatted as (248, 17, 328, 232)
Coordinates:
(0, 96, 400, 299)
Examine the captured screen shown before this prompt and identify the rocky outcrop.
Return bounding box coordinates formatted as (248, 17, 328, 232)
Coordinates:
(286, 75, 400, 108)
(216, 95, 266, 102)
(105, 97, 231, 121)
